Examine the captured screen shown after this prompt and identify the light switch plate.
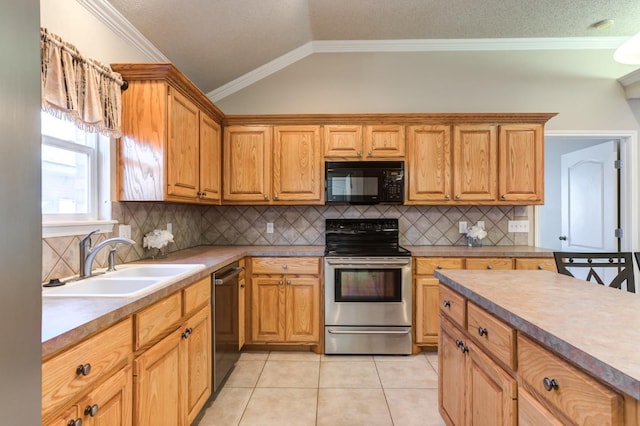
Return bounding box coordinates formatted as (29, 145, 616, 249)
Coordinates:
(119, 224, 131, 239)
(267, 223, 274, 234)
(458, 221, 467, 233)
(166, 223, 172, 234)
(508, 220, 529, 233)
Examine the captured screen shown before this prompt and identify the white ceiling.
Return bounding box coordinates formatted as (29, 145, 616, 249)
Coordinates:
(103, 0, 640, 98)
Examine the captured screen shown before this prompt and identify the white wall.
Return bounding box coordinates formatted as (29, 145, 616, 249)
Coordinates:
(1, 0, 42, 422)
(216, 50, 640, 131)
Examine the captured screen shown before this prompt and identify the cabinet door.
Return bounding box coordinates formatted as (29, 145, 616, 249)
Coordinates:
(499, 124, 543, 203)
(81, 365, 133, 426)
(223, 126, 272, 203)
(439, 318, 466, 426)
(324, 124, 363, 158)
(272, 125, 323, 203)
(452, 125, 497, 202)
(406, 125, 452, 203)
(364, 125, 405, 158)
(198, 113, 221, 203)
(134, 328, 183, 426)
(251, 277, 285, 342)
(183, 307, 211, 425)
(466, 340, 517, 426)
(44, 405, 80, 426)
(167, 88, 200, 200)
(415, 277, 439, 345)
(285, 277, 320, 343)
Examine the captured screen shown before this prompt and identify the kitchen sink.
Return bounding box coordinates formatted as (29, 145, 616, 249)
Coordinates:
(42, 263, 206, 298)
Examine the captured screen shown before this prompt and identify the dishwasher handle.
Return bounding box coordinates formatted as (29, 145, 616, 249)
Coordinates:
(214, 266, 244, 285)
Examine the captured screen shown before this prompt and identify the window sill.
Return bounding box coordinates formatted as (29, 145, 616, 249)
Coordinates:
(42, 220, 117, 238)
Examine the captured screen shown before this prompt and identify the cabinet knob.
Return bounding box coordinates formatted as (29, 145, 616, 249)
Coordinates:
(478, 327, 488, 337)
(487, 265, 493, 270)
(538, 265, 544, 270)
(202, 192, 207, 197)
(444, 194, 450, 200)
(357, 150, 362, 156)
(264, 194, 269, 200)
(84, 404, 99, 417)
(543, 377, 559, 391)
(282, 264, 287, 270)
(368, 151, 373, 156)
(286, 279, 291, 285)
(181, 327, 193, 339)
(442, 300, 451, 308)
(460, 345, 469, 354)
(76, 363, 91, 376)
(67, 419, 82, 426)
(455, 194, 461, 200)
(278, 280, 284, 286)
(437, 265, 443, 269)
(501, 194, 506, 200)
(455, 339, 463, 348)
(274, 193, 279, 200)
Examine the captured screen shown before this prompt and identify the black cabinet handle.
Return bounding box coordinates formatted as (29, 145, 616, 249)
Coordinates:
(67, 419, 82, 426)
(543, 377, 559, 391)
(84, 404, 99, 417)
(76, 363, 91, 376)
(181, 327, 193, 339)
(478, 327, 488, 337)
(443, 300, 451, 308)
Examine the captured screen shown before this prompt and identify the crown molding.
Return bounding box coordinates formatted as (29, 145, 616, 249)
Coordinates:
(76, 0, 169, 62)
(617, 68, 640, 99)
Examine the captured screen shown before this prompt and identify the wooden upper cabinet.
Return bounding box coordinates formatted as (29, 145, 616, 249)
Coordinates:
(273, 125, 323, 204)
(452, 125, 498, 202)
(199, 114, 221, 203)
(223, 125, 323, 204)
(324, 124, 363, 159)
(222, 126, 272, 203)
(498, 124, 544, 203)
(406, 125, 452, 203)
(112, 63, 224, 205)
(167, 88, 199, 200)
(364, 125, 405, 158)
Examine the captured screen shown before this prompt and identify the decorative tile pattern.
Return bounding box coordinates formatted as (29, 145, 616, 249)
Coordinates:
(41, 202, 530, 282)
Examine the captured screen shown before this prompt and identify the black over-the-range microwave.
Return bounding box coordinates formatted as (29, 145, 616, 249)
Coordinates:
(325, 161, 405, 204)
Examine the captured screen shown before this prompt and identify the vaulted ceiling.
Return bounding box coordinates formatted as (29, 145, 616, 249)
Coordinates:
(104, 0, 640, 99)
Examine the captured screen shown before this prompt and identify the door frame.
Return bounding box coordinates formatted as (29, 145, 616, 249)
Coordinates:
(534, 130, 639, 252)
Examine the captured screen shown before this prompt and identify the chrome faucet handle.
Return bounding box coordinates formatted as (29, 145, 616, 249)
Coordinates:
(80, 229, 100, 249)
(107, 248, 118, 272)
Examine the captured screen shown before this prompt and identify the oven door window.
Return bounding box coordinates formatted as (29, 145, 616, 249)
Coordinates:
(334, 268, 402, 302)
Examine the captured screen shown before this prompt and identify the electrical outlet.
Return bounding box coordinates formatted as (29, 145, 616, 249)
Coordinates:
(119, 224, 131, 239)
(458, 221, 467, 233)
(508, 220, 530, 233)
(477, 221, 485, 229)
(166, 223, 172, 234)
(266, 222, 274, 234)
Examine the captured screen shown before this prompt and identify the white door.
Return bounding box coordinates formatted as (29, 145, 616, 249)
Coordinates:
(560, 141, 618, 252)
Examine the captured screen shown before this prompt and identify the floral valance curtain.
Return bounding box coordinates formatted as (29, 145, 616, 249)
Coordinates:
(40, 28, 123, 138)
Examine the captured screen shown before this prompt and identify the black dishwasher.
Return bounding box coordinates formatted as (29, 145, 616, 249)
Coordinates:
(212, 262, 243, 393)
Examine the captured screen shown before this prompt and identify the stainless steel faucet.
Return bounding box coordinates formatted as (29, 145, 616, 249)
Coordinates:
(79, 229, 135, 279)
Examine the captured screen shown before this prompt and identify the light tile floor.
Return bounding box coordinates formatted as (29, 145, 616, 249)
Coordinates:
(196, 351, 445, 426)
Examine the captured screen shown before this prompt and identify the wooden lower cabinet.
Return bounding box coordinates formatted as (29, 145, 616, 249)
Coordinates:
(134, 304, 211, 426)
(518, 387, 564, 426)
(439, 316, 516, 425)
(249, 257, 321, 345)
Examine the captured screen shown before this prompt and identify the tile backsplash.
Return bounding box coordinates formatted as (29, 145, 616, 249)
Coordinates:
(41, 202, 529, 282)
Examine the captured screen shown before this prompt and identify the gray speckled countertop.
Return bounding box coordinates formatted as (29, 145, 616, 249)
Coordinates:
(42, 244, 552, 358)
(434, 269, 640, 399)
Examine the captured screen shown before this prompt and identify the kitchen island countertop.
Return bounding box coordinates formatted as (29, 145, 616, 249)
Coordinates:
(434, 269, 640, 399)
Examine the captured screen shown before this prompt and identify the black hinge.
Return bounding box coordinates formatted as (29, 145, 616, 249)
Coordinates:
(614, 160, 623, 169)
(615, 228, 623, 238)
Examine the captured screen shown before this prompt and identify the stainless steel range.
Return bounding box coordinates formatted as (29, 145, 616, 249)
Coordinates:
(324, 218, 412, 355)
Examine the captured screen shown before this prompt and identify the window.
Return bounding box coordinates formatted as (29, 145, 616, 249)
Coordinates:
(41, 112, 98, 221)
(41, 112, 114, 236)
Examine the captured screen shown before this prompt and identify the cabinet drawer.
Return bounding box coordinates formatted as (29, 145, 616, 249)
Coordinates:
(42, 317, 132, 418)
(515, 258, 557, 272)
(518, 335, 623, 425)
(251, 257, 321, 275)
(183, 277, 211, 316)
(135, 292, 182, 350)
(518, 387, 564, 426)
(466, 257, 514, 270)
(439, 285, 466, 328)
(467, 302, 516, 371)
(415, 257, 465, 275)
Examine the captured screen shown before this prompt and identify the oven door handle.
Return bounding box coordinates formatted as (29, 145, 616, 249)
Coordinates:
(327, 329, 411, 335)
(325, 259, 410, 266)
